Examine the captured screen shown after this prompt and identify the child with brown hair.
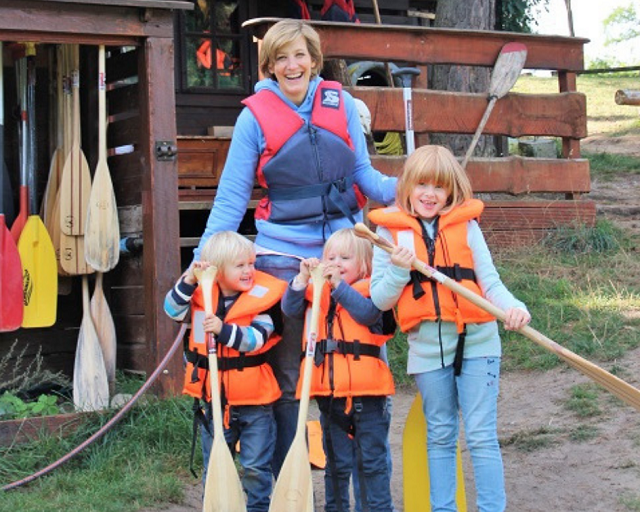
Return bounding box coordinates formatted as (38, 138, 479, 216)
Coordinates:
(369, 145, 531, 512)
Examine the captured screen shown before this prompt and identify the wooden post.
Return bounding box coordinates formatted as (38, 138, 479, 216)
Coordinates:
(138, 36, 182, 397)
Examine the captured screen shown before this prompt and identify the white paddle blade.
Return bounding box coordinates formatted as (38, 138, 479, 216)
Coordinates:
(490, 42, 528, 99)
(268, 434, 314, 512)
(202, 437, 246, 512)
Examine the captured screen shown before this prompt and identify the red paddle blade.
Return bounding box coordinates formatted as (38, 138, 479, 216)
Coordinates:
(0, 215, 24, 331)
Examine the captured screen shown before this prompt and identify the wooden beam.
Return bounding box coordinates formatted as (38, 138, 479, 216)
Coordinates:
(348, 87, 588, 138)
(243, 18, 587, 71)
(138, 37, 182, 398)
(371, 155, 591, 194)
(0, 0, 176, 44)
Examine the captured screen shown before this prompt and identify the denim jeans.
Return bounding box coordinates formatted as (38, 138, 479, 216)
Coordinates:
(255, 254, 303, 477)
(318, 396, 393, 512)
(201, 403, 276, 512)
(415, 357, 505, 512)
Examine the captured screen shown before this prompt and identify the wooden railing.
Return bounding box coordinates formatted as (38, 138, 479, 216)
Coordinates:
(242, 18, 596, 246)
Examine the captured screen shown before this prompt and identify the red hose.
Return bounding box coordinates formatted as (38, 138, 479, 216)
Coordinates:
(2, 323, 187, 491)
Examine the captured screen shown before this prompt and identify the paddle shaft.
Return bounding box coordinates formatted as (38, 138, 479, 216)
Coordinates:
(462, 42, 527, 168)
(354, 222, 640, 411)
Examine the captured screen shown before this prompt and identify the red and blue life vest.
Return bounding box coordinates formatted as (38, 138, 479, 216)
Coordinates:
(242, 81, 367, 225)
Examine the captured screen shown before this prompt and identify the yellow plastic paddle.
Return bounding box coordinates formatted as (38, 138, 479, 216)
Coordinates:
(196, 265, 247, 512)
(268, 264, 324, 512)
(403, 394, 467, 512)
(85, 45, 120, 272)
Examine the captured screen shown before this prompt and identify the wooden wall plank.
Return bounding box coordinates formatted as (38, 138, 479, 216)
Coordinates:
(348, 87, 587, 138)
(244, 18, 587, 71)
(371, 156, 591, 194)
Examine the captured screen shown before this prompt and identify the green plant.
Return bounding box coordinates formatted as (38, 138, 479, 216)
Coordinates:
(569, 424, 600, 442)
(585, 152, 640, 180)
(619, 493, 640, 511)
(500, 426, 559, 452)
(566, 384, 602, 417)
(0, 392, 60, 420)
(542, 220, 623, 255)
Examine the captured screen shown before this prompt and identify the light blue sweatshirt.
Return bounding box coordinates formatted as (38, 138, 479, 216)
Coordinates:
(193, 76, 397, 261)
(370, 219, 528, 374)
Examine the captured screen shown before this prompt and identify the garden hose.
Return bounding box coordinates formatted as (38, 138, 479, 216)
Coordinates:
(1, 323, 188, 492)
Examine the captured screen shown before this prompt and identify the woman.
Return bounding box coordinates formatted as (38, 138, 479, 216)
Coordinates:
(193, 19, 397, 477)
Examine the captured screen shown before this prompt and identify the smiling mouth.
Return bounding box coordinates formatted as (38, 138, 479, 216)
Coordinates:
(286, 73, 303, 80)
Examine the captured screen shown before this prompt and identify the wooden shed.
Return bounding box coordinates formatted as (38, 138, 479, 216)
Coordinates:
(0, 0, 192, 398)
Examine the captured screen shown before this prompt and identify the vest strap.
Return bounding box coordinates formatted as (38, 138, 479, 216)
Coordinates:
(313, 338, 380, 367)
(266, 175, 355, 201)
(185, 348, 270, 372)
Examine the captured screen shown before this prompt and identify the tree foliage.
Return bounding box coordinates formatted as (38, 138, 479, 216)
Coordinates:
(604, 4, 640, 45)
(497, 0, 549, 33)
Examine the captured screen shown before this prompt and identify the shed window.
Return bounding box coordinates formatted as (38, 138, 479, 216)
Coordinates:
(179, 0, 247, 91)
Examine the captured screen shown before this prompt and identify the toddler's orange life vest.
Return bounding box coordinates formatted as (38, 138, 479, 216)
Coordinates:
(183, 271, 286, 405)
(368, 199, 495, 333)
(295, 279, 395, 399)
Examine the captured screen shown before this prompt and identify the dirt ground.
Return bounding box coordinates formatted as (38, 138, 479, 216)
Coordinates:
(143, 135, 640, 512)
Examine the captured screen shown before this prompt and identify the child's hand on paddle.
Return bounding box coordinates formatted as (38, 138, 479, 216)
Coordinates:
(503, 307, 531, 331)
(323, 263, 342, 289)
(203, 313, 223, 336)
(390, 245, 414, 270)
(184, 261, 213, 285)
(295, 257, 321, 287)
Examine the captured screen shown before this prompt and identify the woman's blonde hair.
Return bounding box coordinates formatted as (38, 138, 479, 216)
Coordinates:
(395, 145, 473, 216)
(259, 19, 323, 80)
(200, 231, 255, 274)
(323, 228, 373, 280)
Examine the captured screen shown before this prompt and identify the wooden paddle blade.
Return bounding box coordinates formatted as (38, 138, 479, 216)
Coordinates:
(59, 145, 91, 236)
(85, 160, 120, 272)
(42, 147, 63, 230)
(60, 232, 95, 275)
(403, 394, 467, 512)
(489, 42, 528, 100)
(90, 272, 117, 393)
(17, 215, 57, 328)
(0, 217, 23, 331)
(73, 275, 109, 411)
(203, 436, 247, 512)
(268, 433, 314, 512)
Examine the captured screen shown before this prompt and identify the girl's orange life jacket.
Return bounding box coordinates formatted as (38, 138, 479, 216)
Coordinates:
(183, 271, 286, 405)
(368, 199, 495, 333)
(295, 279, 395, 399)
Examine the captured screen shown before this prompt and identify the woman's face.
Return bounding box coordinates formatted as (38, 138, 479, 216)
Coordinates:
(268, 35, 316, 106)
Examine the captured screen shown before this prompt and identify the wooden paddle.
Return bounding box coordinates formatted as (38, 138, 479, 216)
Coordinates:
(196, 265, 247, 512)
(73, 274, 109, 411)
(354, 222, 640, 412)
(42, 45, 65, 235)
(403, 395, 467, 512)
(91, 272, 117, 395)
(461, 42, 528, 169)
(59, 44, 91, 237)
(85, 45, 120, 272)
(268, 264, 324, 512)
(17, 45, 58, 329)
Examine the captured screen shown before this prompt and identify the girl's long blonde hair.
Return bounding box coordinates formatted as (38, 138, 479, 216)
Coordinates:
(396, 145, 473, 216)
(323, 228, 372, 280)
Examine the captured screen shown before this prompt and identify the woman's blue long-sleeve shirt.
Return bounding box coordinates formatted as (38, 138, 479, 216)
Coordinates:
(193, 76, 397, 261)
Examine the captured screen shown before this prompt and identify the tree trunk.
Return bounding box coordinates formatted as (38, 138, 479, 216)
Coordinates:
(430, 0, 496, 159)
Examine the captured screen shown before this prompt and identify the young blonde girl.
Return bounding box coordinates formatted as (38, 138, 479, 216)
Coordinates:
(369, 146, 531, 512)
(282, 228, 395, 512)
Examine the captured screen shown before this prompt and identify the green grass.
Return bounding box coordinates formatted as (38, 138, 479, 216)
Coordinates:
(0, 396, 197, 512)
(513, 75, 640, 136)
(585, 151, 640, 180)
